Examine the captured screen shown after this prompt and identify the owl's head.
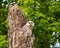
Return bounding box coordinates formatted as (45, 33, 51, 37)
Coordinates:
(26, 21, 34, 27)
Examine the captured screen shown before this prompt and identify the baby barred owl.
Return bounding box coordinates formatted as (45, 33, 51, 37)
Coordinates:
(16, 21, 35, 48)
(21, 21, 34, 36)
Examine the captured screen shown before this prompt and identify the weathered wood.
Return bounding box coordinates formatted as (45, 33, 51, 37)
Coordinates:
(8, 4, 35, 48)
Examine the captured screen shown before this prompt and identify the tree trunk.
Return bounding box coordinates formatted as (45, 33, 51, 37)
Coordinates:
(8, 4, 35, 48)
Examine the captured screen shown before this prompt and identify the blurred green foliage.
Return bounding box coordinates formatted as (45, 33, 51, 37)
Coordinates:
(0, 35, 8, 48)
(0, 0, 60, 48)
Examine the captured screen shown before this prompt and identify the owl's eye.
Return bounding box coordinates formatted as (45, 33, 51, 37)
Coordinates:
(29, 22, 31, 24)
(31, 22, 33, 24)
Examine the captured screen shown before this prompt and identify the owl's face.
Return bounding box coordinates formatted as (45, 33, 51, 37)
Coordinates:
(26, 21, 34, 27)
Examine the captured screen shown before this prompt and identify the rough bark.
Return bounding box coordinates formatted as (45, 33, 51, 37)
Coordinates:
(8, 4, 35, 48)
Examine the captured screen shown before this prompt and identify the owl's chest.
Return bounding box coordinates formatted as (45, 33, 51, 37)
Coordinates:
(24, 29, 32, 36)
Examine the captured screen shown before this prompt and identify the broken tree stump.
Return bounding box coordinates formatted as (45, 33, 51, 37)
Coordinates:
(8, 4, 35, 48)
